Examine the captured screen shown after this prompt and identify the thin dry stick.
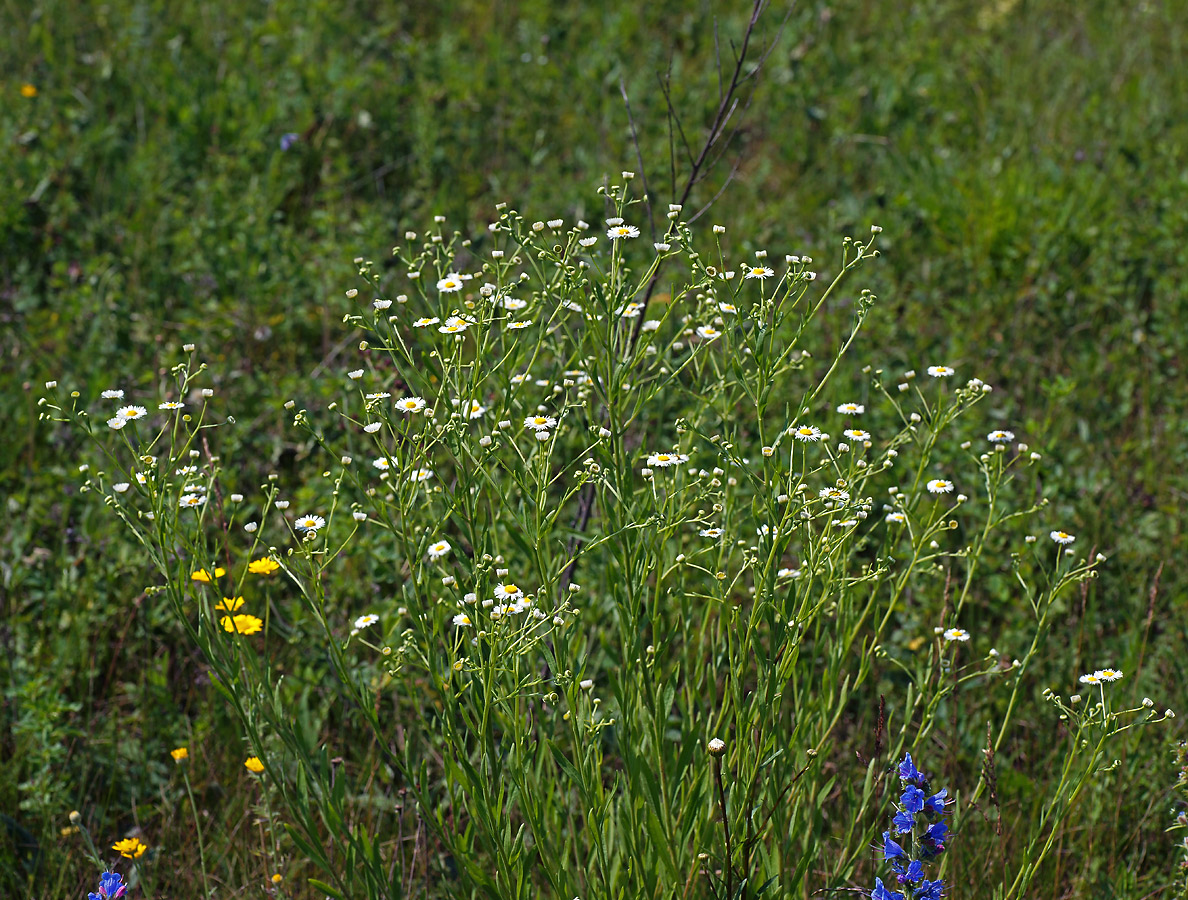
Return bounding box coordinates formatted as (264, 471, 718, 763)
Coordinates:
(713, 753, 734, 900)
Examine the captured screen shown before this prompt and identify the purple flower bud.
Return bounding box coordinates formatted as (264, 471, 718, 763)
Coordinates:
(279, 132, 299, 151)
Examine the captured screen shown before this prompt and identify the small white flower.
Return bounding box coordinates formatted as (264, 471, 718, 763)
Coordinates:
(790, 425, 821, 442)
(427, 540, 451, 560)
(507, 319, 532, 329)
(452, 613, 472, 627)
(274, 500, 290, 510)
(885, 512, 906, 524)
(364, 422, 382, 433)
(354, 614, 379, 629)
(745, 266, 774, 280)
(116, 405, 148, 421)
(987, 430, 1015, 443)
(179, 494, 206, 509)
(819, 487, 850, 503)
(413, 316, 440, 328)
(348, 369, 364, 379)
(244, 522, 258, 533)
(1078, 672, 1102, 685)
(352, 511, 367, 521)
(607, 225, 640, 240)
(494, 582, 524, 601)
(439, 320, 469, 334)
(707, 737, 726, 755)
(101, 389, 125, 399)
(365, 392, 391, 400)
(844, 429, 870, 441)
(107, 417, 127, 430)
(579, 237, 598, 248)
(502, 297, 528, 311)
(606, 217, 624, 226)
(926, 479, 954, 494)
(943, 628, 970, 642)
(927, 365, 955, 377)
(294, 514, 326, 533)
(395, 396, 427, 414)
(696, 325, 721, 341)
(777, 567, 801, 579)
(374, 298, 391, 310)
(372, 457, 391, 471)
(647, 452, 688, 467)
(112, 483, 130, 493)
(654, 242, 670, 251)
(437, 273, 464, 293)
(1095, 667, 1123, 682)
(1050, 530, 1075, 545)
(699, 527, 723, 538)
(465, 400, 486, 419)
(836, 403, 864, 415)
(409, 468, 434, 483)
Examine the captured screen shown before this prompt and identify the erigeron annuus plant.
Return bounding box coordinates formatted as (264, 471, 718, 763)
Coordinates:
(46, 184, 1154, 899)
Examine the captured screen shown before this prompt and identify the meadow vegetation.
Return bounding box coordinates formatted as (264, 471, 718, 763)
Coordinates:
(3, 1, 1187, 898)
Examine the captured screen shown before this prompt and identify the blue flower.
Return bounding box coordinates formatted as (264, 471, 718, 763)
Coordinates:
(279, 132, 299, 151)
(898, 753, 922, 784)
(924, 788, 947, 814)
(882, 831, 908, 861)
(872, 877, 906, 900)
(900, 860, 924, 884)
(901, 785, 925, 814)
(892, 809, 916, 832)
(914, 878, 945, 900)
(88, 871, 127, 899)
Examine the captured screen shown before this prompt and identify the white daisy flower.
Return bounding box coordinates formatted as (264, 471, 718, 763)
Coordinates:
(647, 452, 688, 467)
(107, 417, 127, 430)
(494, 582, 524, 601)
(354, 614, 379, 629)
(439, 320, 469, 334)
(1049, 530, 1075, 545)
(717, 302, 738, 315)
(413, 316, 440, 328)
(819, 487, 850, 503)
(101, 389, 125, 399)
(372, 457, 391, 470)
(116, 405, 148, 421)
(885, 512, 906, 524)
(294, 514, 326, 533)
(436, 273, 464, 293)
(112, 483, 130, 493)
(607, 224, 640, 240)
(777, 567, 801, 579)
(699, 527, 723, 538)
(524, 415, 556, 431)
(926, 479, 954, 494)
(987, 430, 1015, 443)
(579, 237, 598, 248)
(617, 302, 644, 318)
(502, 298, 528, 311)
(348, 369, 364, 379)
(606, 217, 624, 226)
(943, 628, 970, 642)
(927, 365, 955, 377)
(836, 403, 864, 415)
(395, 396, 427, 414)
(374, 298, 391, 309)
(1095, 667, 1123, 682)
(790, 425, 821, 442)
(464, 400, 486, 419)
(409, 468, 434, 483)
(427, 540, 451, 560)
(844, 429, 871, 441)
(452, 613, 472, 627)
(696, 325, 721, 341)
(364, 422, 383, 433)
(1078, 672, 1102, 685)
(744, 266, 774, 280)
(179, 494, 206, 509)
(158, 400, 184, 410)
(507, 319, 532, 329)
(365, 392, 391, 400)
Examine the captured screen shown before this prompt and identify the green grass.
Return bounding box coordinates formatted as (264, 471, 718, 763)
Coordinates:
(3, 1, 1186, 897)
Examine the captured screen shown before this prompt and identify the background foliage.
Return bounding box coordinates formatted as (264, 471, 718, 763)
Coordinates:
(2, 0, 1185, 897)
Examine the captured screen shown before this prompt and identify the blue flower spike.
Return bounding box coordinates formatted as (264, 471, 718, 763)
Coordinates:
(871, 753, 951, 900)
(88, 871, 127, 900)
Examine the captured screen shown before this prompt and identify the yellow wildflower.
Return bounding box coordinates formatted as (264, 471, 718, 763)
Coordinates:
(271, 873, 283, 884)
(220, 614, 263, 636)
(20, 83, 37, 98)
(191, 567, 226, 583)
(248, 557, 280, 576)
(170, 747, 189, 762)
(215, 596, 245, 612)
(244, 756, 265, 774)
(112, 837, 148, 858)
